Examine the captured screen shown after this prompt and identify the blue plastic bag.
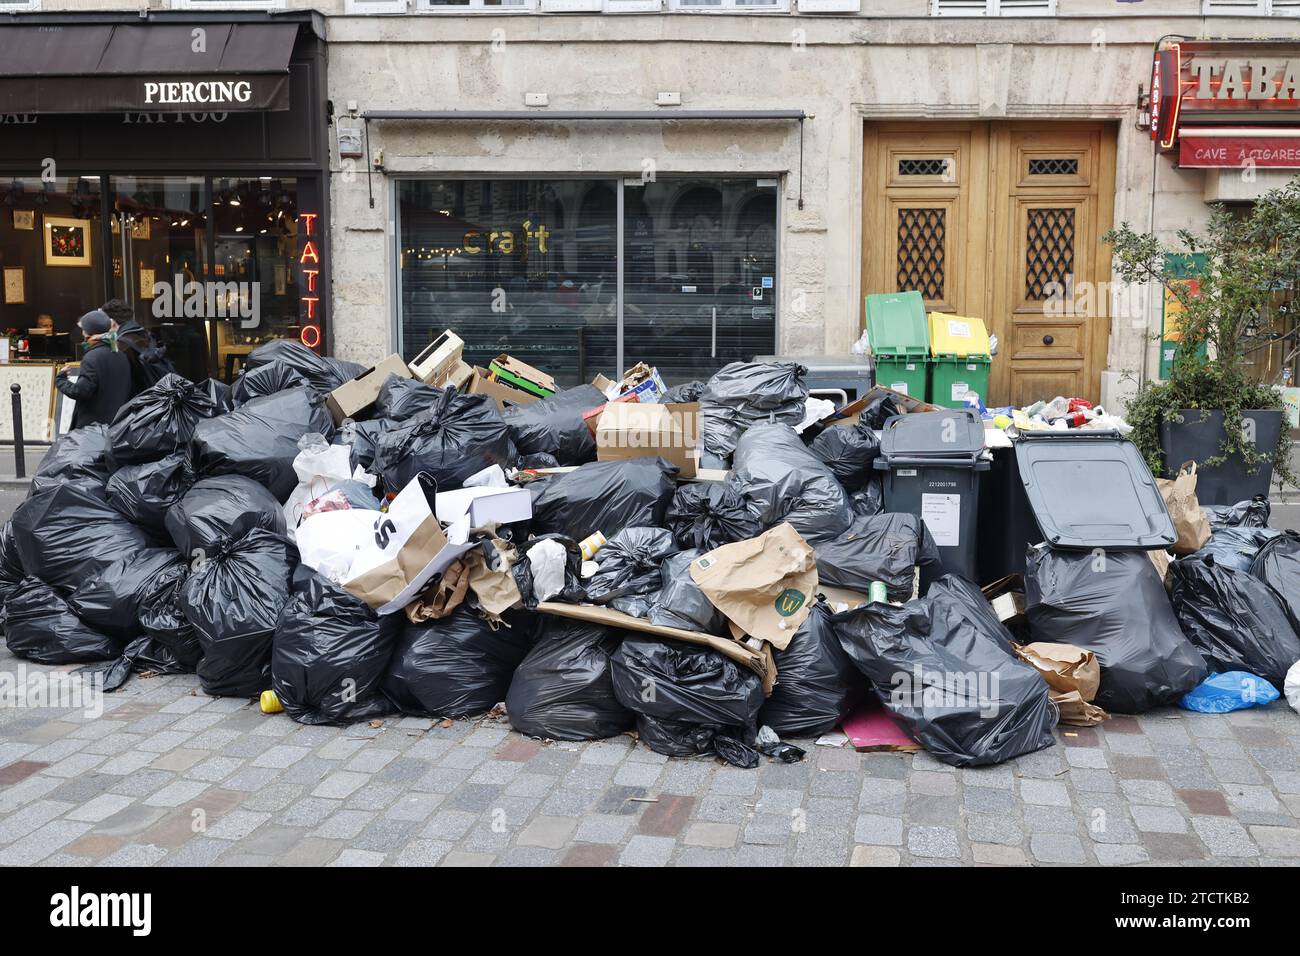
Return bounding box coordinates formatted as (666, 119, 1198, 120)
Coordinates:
(1179, 671, 1280, 714)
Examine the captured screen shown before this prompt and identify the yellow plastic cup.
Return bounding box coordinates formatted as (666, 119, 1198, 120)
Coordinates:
(259, 690, 283, 714)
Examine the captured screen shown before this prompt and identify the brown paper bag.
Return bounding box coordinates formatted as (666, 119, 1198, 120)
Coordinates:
(1013, 641, 1109, 726)
(464, 538, 524, 619)
(1148, 548, 1171, 583)
(1156, 460, 1212, 555)
(689, 522, 817, 650)
(405, 558, 471, 623)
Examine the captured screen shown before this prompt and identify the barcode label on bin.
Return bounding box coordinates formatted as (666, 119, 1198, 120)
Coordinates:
(897, 469, 918, 477)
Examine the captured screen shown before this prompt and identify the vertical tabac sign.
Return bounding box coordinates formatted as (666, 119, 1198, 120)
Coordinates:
(1151, 46, 1181, 150)
(299, 212, 322, 350)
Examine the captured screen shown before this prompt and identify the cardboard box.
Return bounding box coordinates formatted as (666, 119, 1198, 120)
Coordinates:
(434, 485, 533, 531)
(326, 353, 414, 425)
(581, 391, 639, 436)
(409, 330, 463, 385)
(594, 401, 699, 478)
(466, 366, 539, 410)
(488, 354, 556, 398)
(437, 359, 474, 392)
(821, 384, 941, 428)
(535, 601, 775, 693)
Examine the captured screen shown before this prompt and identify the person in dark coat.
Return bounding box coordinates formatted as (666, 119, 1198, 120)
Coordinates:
(56, 310, 132, 429)
(101, 298, 174, 396)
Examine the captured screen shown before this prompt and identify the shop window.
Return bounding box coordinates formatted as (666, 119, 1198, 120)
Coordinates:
(931, 0, 1055, 15)
(0, 176, 105, 364)
(396, 177, 778, 387)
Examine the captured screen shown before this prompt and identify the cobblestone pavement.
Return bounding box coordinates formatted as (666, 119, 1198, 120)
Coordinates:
(2, 646, 1299, 867)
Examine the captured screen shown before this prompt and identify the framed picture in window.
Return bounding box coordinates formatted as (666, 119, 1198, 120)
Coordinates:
(12, 209, 34, 231)
(2, 266, 24, 304)
(43, 215, 92, 268)
(130, 217, 151, 241)
(139, 267, 156, 299)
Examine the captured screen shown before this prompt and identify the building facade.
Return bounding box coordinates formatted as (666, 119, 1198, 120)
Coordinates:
(3, 0, 1299, 406)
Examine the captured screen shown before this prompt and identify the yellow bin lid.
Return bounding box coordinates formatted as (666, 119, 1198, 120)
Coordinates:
(928, 312, 990, 357)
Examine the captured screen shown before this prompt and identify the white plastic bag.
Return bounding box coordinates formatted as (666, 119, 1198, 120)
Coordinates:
(295, 508, 382, 583)
(282, 438, 362, 532)
(1286, 660, 1300, 716)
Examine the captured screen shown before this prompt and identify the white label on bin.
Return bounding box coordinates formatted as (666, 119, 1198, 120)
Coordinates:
(897, 469, 918, 477)
(921, 493, 961, 548)
(951, 383, 969, 402)
(891, 382, 909, 394)
(947, 319, 971, 339)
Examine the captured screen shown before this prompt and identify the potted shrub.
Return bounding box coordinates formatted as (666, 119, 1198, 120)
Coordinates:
(1104, 180, 1298, 506)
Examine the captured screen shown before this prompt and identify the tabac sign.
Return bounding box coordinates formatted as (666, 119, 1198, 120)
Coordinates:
(1178, 43, 1300, 118)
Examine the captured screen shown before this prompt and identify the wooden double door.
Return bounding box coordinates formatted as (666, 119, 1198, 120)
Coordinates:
(862, 122, 1117, 407)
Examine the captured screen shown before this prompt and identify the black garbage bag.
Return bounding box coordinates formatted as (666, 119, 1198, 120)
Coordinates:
(849, 477, 885, 517)
(662, 380, 706, 404)
(529, 457, 677, 540)
(1193, 526, 1282, 571)
(195, 378, 233, 412)
(700, 361, 807, 461)
(648, 549, 728, 635)
(0, 522, 24, 614)
(832, 574, 1058, 767)
(1205, 495, 1271, 530)
(68, 548, 186, 640)
(107, 373, 223, 465)
(105, 452, 194, 535)
(813, 511, 943, 601)
(857, 392, 904, 430)
(30, 424, 112, 495)
(180, 529, 298, 698)
(165, 474, 287, 557)
(242, 340, 363, 397)
(138, 571, 201, 672)
(584, 527, 678, 615)
(374, 376, 444, 422)
(383, 605, 534, 719)
(501, 384, 605, 466)
(271, 566, 401, 725)
(1251, 531, 1300, 625)
(727, 423, 853, 544)
(231, 360, 309, 405)
(1167, 555, 1300, 690)
(505, 617, 634, 740)
(191, 387, 334, 501)
(4, 577, 122, 663)
(925, 574, 1018, 655)
(374, 390, 514, 492)
(93, 561, 191, 692)
(611, 636, 764, 767)
(664, 482, 762, 552)
(809, 422, 881, 492)
(515, 452, 560, 470)
(11, 484, 155, 593)
(760, 603, 868, 738)
(1025, 547, 1207, 713)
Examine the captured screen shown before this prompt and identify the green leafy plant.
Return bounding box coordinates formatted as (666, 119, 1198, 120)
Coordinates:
(1103, 178, 1298, 491)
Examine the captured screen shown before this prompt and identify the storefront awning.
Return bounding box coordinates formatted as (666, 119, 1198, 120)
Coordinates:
(1179, 128, 1300, 169)
(0, 22, 297, 114)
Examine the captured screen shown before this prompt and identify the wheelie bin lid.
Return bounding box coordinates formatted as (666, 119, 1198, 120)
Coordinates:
(1012, 430, 1176, 550)
(878, 409, 985, 461)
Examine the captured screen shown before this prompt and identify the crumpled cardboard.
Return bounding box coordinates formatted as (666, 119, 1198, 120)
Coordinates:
(1148, 547, 1172, 583)
(1013, 641, 1109, 726)
(689, 522, 817, 651)
(464, 538, 524, 620)
(1156, 460, 1212, 555)
(405, 557, 471, 623)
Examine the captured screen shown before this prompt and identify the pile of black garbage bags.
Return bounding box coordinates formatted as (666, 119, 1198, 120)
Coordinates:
(5, 350, 1288, 771)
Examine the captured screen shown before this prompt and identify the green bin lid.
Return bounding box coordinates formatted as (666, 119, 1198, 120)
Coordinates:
(865, 291, 930, 357)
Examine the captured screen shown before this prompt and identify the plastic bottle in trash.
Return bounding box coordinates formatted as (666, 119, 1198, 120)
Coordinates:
(579, 531, 607, 561)
(869, 581, 887, 604)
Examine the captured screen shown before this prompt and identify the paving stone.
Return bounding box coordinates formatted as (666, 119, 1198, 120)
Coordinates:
(850, 845, 901, 866)
(1140, 831, 1209, 862)
(684, 822, 739, 849)
(854, 814, 903, 846)
(205, 810, 270, 841)
(907, 826, 960, 859)
(965, 813, 1024, 847)
(910, 770, 957, 796)
(619, 835, 676, 867)
(1191, 816, 1259, 858)
(1093, 843, 1150, 866)
(518, 816, 577, 849)
(1179, 788, 1231, 816)
(421, 809, 477, 841)
(637, 794, 694, 837)
(1248, 825, 1300, 857)
(1020, 778, 1071, 807)
(312, 771, 370, 800)
(1064, 747, 1108, 770)
(312, 810, 376, 840)
(572, 814, 635, 845)
(1119, 779, 1177, 806)
(392, 839, 453, 867)
(1023, 804, 1078, 835)
(1029, 833, 1087, 864)
(963, 786, 1014, 814)
(98, 843, 168, 867)
(1131, 804, 1188, 834)
(972, 843, 1029, 866)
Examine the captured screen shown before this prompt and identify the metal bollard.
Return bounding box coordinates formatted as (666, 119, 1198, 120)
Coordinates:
(11, 383, 24, 480)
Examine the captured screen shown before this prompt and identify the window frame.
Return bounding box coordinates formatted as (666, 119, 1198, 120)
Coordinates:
(930, 0, 1057, 15)
(170, 0, 288, 11)
(1202, 0, 1300, 14)
(0, 0, 41, 10)
(415, 0, 539, 12)
(667, 0, 792, 13)
(796, 0, 860, 12)
(344, 0, 411, 13)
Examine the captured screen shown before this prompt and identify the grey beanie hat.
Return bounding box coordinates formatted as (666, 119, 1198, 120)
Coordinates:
(77, 309, 113, 336)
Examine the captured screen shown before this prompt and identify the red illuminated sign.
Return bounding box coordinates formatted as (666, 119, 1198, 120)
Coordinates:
(298, 211, 322, 351)
(1178, 132, 1300, 168)
(1151, 46, 1181, 149)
